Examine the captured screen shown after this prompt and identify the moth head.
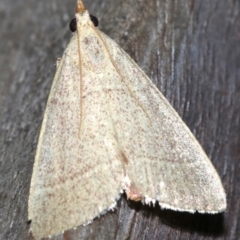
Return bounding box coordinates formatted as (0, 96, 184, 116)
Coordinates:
(76, 0, 86, 14)
(70, 1, 98, 32)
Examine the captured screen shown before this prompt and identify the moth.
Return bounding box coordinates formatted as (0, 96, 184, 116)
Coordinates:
(28, 1, 226, 239)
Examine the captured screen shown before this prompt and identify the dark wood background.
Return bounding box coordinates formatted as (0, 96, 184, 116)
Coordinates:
(0, 0, 239, 239)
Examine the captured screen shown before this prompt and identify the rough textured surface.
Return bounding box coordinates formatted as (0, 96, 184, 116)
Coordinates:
(0, 0, 239, 240)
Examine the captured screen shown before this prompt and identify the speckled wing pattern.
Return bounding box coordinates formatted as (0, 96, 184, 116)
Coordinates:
(101, 30, 226, 212)
(28, 1, 226, 239)
(28, 32, 124, 238)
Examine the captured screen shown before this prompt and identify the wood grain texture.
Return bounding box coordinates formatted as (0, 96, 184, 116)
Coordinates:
(0, 0, 239, 239)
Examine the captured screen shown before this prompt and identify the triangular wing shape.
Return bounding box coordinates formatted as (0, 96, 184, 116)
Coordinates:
(97, 30, 226, 213)
(28, 1, 226, 239)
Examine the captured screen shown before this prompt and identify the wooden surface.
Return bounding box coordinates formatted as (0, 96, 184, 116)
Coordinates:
(0, 0, 239, 239)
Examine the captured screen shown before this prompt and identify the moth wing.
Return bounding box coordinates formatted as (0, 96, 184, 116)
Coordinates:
(98, 31, 226, 213)
(28, 33, 123, 239)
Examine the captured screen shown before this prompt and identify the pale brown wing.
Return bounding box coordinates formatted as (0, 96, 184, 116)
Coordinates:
(97, 30, 226, 213)
(28, 32, 123, 239)
(28, 5, 226, 239)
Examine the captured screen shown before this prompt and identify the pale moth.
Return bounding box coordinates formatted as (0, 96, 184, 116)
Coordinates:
(28, 1, 226, 239)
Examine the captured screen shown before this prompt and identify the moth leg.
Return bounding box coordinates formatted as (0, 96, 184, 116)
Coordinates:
(55, 57, 62, 68)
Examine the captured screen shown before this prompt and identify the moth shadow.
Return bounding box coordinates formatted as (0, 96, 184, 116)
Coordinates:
(124, 194, 225, 237)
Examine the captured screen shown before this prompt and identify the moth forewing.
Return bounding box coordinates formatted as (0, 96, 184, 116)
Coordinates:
(28, 1, 226, 239)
